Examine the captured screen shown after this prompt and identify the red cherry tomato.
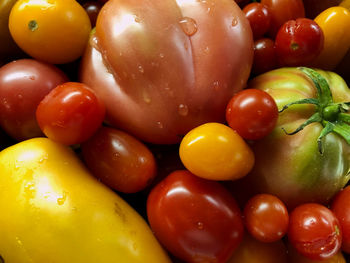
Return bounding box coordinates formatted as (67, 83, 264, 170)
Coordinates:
(261, 0, 305, 37)
(36, 82, 105, 145)
(331, 186, 350, 253)
(275, 18, 324, 66)
(243, 194, 289, 243)
(226, 89, 278, 140)
(243, 2, 271, 39)
(147, 170, 244, 263)
(252, 38, 278, 75)
(288, 203, 342, 261)
(81, 126, 157, 193)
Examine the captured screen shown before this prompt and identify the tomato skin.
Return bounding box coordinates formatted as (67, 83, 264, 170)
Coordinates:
(226, 89, 278, 140)
(9, 0, 91, 64)
(243, 3, 271, 39)
(80, 0, 253, 144)
(179, 123, 254, 181)
(243, 194, 289, 243)
(0, 59, 68, 141)
(147, 170, 244, 263)
(331, 186, 350, 253)
(274, 18, 324, 66)
(242, 68, 350, 209)
(288, 203, 342, 261)
(36, 82, 105, 145)
(81, 126, 157, 193)
(260, 0, 305, 37)
(252, 38, 278, 75)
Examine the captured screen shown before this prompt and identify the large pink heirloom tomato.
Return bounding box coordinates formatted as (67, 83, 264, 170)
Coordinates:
(80, 0, 253, 144)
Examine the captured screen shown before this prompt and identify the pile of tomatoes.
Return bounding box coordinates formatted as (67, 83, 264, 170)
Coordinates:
(2, 0, 350, 262)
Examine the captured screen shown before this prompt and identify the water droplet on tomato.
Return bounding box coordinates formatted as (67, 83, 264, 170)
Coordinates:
(197, 221, 204, 230)
(138, 65, 144, 73)
(57, 192, 67, 205)
(179, 17, 198, 36)
(112, 152, 120, 160)
(178, 104, 189, 116)
(156, 121, 164, 129)
(232, 18, 238, 27)
(159, 53, 165, 58)
(213, 81, 220, 91)
(134, 16, 141, 23)
(143, 91, 151, 104)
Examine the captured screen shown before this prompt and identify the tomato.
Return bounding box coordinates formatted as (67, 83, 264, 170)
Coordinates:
(240, 67, 350, 208)
(226, 89, 278, 140)
(36, 82, 105, 145)
(0, 59, 68, 141)
(260, 0, 305, 37)
(274, 18, 324, 67)
(0, 0, 25, 62)
(9, 0, 91, 64)
(147, 170, 244, 263)
(0, 137, 171, 263)
(288, 203, 342, 261)
(251, 38, 278, 75)
(243, 3, 271, 39)
(228, 233, 288, 263)
(243, 194, 289, 243)
(331, 186, 350, 253)
(179, 123, 254, 181)
(80, 0, 253, 144)
(81, 126, 157, 193)
(311, 6, 350, 70)
(83, 1, 103, 27)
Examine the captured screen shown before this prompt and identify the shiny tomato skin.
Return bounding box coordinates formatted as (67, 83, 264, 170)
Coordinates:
(252, 38, 278, 75)
(331, 186, 350, 253)
(36, 82, 105, 145)
(147, 170, 244, 263)
(80, 0, 254, 144)
(81, 126, 157, 193)
(288, 203, 342, 261)
(226, 89, 278, 140)
(243, 194, 289, 243)
(179, 123, 254, 181)
(275, 18, 324, 66)
(261, 0, 305, 37)
(0, 59, 68, 141)
(243, 3, 271, 39)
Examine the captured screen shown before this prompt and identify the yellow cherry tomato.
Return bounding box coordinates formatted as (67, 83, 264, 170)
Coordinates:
(9, 0, 91, 64)
(311, 6, 350, 70)
(179, 122, 254, 181)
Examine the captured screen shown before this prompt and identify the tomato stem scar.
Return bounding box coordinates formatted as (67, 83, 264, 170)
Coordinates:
(28, 20, 38, 31)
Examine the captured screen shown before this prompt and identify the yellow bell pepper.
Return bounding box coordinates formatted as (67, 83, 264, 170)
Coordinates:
(312, 6, 350, 70)
(0, 138, 171, 263)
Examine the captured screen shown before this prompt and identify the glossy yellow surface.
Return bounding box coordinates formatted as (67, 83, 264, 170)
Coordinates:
(0, 138, 171, 263)
(179, 122, 254, 181)
(9, 0, 91, 64)
(312, 6, 350, 70)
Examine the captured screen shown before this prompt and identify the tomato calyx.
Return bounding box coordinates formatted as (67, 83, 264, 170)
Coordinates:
(28, 20, 38, 31)
(279, 67, 350, 154)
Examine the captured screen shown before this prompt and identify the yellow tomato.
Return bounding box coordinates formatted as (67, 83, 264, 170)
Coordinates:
(0, 138, 171, 263)
(9, 0, 91, 64)
(312, 6, 350, 70)
(179, 122, 254, 181)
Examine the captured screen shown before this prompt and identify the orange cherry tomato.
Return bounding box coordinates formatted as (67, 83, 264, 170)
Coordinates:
(9, 0, 91, 64)
(179, 122, 254, 181)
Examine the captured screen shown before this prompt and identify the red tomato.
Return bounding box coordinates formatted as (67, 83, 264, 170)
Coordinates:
(36, 82, 105, 145)
(226, 89, 278, 140)
(331, 186, 350, 253)
(81, 126, 157, 193)
(252, 38, 278, 75)
(288, 203, 342, 261)
(82, 1, 103, 27)
(147, 170, 244, 263)
(0, 59, 68, 141)
(243, 2, 271, 39)
(243, 194, 289, 243)
(274, 18, 324, 66)
(80, 0, 254, 144)
(260, 0, 305, 37)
